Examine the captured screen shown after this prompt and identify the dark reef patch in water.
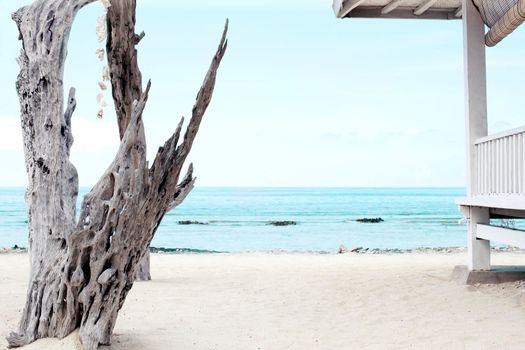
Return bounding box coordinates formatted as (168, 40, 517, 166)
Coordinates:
(268, 221, 297, 226)
(178, 220, 208, 225)
(356, 217, 384, 223)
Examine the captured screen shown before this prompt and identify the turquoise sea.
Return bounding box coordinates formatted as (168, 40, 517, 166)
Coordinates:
(0, 187, 473, 252)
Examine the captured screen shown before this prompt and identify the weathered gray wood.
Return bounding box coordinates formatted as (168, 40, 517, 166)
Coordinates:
(135, 250, 152, 281)
(7, 1, 95, 347)
(381, 0, 404, 15)
(7, 0, 228, 348)
(334, 0, 368, 17)
(106, 0, 144, 140)
(106, 0, 150, 281)
(105, 1, 196, 280)
(413, 0, 438, 15)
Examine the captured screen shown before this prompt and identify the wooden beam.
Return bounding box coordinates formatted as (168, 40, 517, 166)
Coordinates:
(334, 0, 368, 18)
(381, 0, 404, 14)
(478, 224, 525, 249)
(491, 208, 525, 219)
(347, 7, 460, 20)
(454, 6, 463, 17)
(414, 0, 438, 15)
(456, 196, 525, 211)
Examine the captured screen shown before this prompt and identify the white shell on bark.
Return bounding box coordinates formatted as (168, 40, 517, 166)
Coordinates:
(100, 0, 111, 9)
(96, 15, 107, 43)
(95, 48, 105, 61)
(96, 93, 107, 108)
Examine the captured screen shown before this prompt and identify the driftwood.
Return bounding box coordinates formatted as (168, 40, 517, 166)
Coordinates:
(106, 0, 149, 281)
(7, 0, 227, 349)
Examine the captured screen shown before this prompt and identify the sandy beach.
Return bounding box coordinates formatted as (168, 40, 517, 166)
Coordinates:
(1, 252, 525, 349)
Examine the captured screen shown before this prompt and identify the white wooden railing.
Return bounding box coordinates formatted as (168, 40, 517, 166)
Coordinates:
(475, 125, 525, 196)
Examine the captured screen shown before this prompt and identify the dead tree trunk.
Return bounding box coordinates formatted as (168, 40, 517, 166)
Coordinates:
(7, 0, 227, 349)
(105, 0, 150, 281)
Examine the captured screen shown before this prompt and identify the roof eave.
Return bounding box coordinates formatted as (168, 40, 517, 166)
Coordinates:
(345, 6, 461, 20)
(333, 0, 462, 20)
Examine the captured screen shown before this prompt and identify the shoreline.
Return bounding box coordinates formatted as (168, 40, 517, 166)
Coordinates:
(1, 245, 523, 255)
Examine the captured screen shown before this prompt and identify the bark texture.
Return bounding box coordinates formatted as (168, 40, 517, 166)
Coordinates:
(106, 0, 197, 282)
(7, 0, 227, 348)
(106, 0, 143, 140)
(105, 0, 150, 281)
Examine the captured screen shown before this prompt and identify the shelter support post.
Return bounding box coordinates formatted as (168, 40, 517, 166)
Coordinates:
(467, 207, 490, 270)
(463, 0, 490, 270)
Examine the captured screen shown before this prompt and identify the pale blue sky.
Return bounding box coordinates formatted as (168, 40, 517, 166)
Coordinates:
(1, 0, 524, 187)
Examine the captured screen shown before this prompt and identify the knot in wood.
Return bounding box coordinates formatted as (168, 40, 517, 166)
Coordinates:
(70, 266, 85, 287)
(97, 268, 117, 285)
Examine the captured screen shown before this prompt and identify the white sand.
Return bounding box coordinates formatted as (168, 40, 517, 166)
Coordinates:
(1, 252, 525, 349)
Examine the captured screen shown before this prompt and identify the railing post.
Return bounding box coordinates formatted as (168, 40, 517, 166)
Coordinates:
(463, 0, 490, 270)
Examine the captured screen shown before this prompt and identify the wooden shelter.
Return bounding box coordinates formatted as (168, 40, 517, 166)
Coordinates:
(334, 0, 525, 271)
